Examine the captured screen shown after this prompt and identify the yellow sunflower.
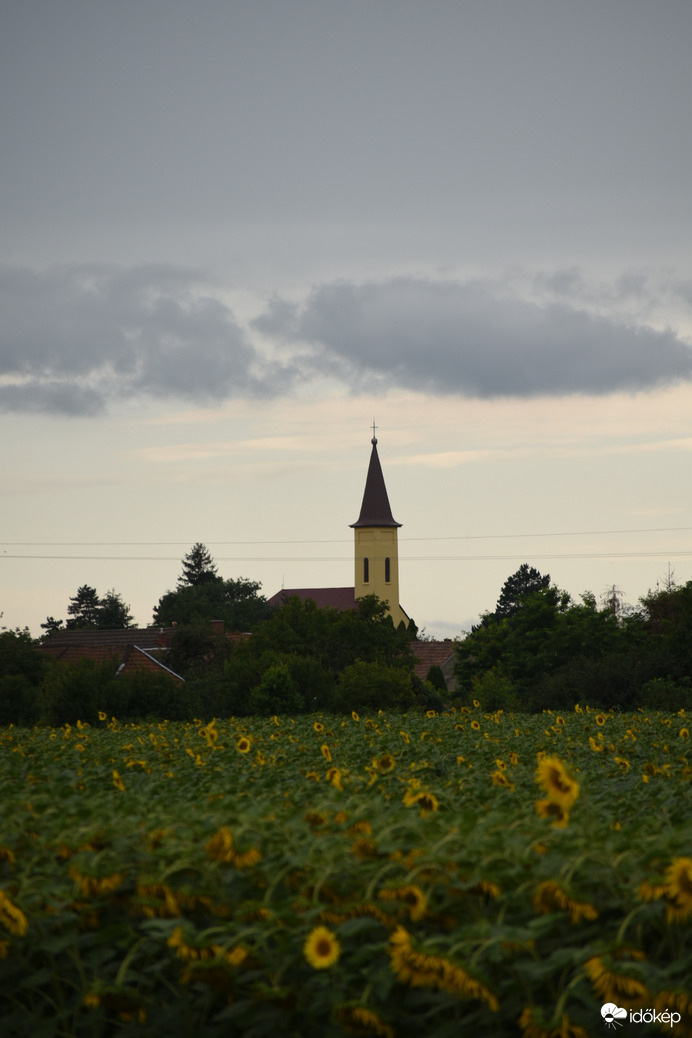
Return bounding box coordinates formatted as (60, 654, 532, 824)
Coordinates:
(535, 756, 579, 811)
(664, 857, 692, 923)
(535, 799, 570, 828)
(236, 737, 251, 753)
(313, 721, 325, 733)
(533, 881, 598, 924)
(303, 925, 341, 969)
(321, 744, 332, 763)
(373, 754, 396, 773)
(471, 720, 481, 731)
(0, 890, 28, 936)
(351, 711, 360, 721)
(378, 884, 427, 921)
(518, 1007, 589, 1038)
(584, 955, 649, 1010)
(595, 714, 606, 726)
(336, 1005, 393, 1038)
(403, 789, 439, 813)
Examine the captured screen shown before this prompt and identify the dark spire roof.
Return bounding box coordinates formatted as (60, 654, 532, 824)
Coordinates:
(350, 436, 402, 528)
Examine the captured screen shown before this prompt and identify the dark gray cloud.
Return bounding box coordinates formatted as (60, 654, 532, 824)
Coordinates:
(0, 263, 297, 415)
(255, 278, 692, 398)
(4, 266, 690, 416)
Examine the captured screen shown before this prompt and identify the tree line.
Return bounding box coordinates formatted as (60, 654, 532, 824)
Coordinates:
(453, 563, 692, 713)
(2, 550, 691, 723)
(40, 543, 272, 634)
(1, 544, 437, 724)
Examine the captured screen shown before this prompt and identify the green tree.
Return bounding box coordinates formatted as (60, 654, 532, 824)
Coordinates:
(178, 543, 219, 588)
(97, 589, 134, 629)
(153, 576, 271, 629)
(337, 659, 416, 712)
(218, 594, 417, 715)
(0, 627, 45, 685)
(455, 571, 636, 710)
(425, 664, 447, 692)
(639, 578, 692, 683)
(493, 564, 551, 620)
(246, 663, 304, 715)
(40, 616, 64, 634)
(66, 585, 102, 629)
(0, 628, 47, 725)
(48, 585, 134, 631)
(247, 595, 415, 676)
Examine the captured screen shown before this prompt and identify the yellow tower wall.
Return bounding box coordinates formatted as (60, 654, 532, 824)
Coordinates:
(353, 526, 408, 627)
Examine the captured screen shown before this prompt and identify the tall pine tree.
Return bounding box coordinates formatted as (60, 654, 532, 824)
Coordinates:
(177, 543, 219, 588)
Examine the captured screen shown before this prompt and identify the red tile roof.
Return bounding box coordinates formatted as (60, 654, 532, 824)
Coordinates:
(411, 640, 457, 682)
(41, 627, 176, 649)
(267, 587, 358, 611)
(40, 628, 185, 682)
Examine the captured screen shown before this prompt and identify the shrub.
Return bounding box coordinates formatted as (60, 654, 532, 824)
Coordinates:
(0, 675, 39, 725)
(336, 659, 415, 712)
(464, 666, 519, 713)
(118, 670, 200, 721)
(639, 675, 692, 712)
(246, 663, 305, 716)
(412, 676, 446, 712)
(39, 660, 122, 724)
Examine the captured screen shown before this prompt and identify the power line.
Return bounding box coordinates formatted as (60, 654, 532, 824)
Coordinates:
(1, 524, 691, 547)
(2, 550, 692, 563)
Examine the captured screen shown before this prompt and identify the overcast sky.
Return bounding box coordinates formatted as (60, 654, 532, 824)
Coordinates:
(2, 1, 691, 639)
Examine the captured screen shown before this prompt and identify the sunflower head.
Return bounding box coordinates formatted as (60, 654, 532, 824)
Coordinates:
(379, 884, 427, 921)
(403, 790, 439, 814)
(535, 756, 579, 811)
(535, 798, 570, 828)
(303, 925, 341, 969)
(664, 857, 692, 923)
(336, 1005, 394, 1038)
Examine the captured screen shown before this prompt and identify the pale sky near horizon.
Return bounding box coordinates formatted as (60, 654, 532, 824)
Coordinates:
(2, 1, 691, 639)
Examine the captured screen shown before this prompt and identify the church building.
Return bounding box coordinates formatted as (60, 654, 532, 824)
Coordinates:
(267, 432, 410, 627)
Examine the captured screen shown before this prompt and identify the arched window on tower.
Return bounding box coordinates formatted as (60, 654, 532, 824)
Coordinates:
(385, 557, 391, 582)
(363, 557, 369, 583)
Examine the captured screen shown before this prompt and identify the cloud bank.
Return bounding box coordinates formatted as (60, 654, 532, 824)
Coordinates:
(2, 265, 690, 416)
(0, 264, 296, 416)
(256, 278, 692, 398)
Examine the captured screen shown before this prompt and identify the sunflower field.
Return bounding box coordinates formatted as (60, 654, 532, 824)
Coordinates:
(1, 705, 691, 1037)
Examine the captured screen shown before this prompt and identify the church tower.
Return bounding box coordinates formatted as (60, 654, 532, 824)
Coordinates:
(351, 431, 409, 627)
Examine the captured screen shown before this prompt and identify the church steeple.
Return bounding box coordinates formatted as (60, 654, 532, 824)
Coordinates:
(350, 428, 408, 627)
(350, 434, 402, 529)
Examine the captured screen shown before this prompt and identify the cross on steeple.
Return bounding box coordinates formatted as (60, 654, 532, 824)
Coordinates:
(371, 418, 378, 444)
